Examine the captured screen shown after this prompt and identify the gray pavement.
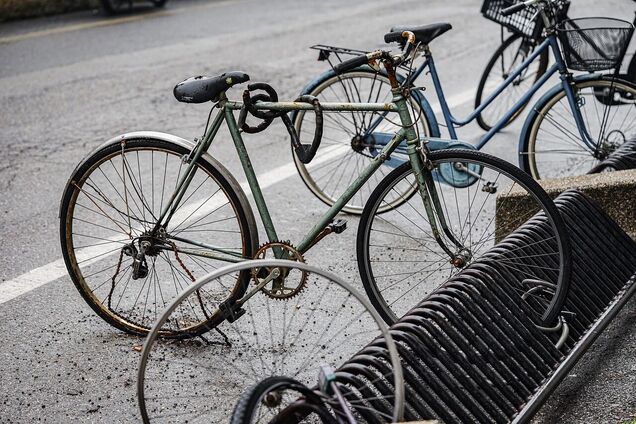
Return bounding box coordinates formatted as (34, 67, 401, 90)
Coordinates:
(0, 0, 634, 422)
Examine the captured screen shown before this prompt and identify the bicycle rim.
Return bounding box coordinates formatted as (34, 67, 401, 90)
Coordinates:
(60, 139, 255, 336)
(138, 260, 404, 423)
(293, 71, 428, 214)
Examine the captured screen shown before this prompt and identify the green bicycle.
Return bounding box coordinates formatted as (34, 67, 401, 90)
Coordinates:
(60, 30, 571, 336)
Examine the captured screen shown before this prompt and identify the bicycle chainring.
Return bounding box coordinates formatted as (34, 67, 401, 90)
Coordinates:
(252, 241, 308, 300)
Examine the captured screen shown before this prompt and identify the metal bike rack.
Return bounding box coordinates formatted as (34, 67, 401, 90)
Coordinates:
(334, 190, 636, 423)
(589, 138, 636, 173)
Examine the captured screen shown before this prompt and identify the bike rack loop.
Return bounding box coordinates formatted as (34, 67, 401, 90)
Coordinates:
(329, 189, 636, 423)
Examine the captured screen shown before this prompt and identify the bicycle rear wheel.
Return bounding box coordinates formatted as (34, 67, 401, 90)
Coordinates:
(293, 70, 430, 214)
(60, 137, 257, 337)
(357, 149, 571, 327)
(475, 34, 549, 131)
(138, 260, 405, 423)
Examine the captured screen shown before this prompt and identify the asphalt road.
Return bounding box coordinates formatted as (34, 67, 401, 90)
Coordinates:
(0, 0, 634, 422)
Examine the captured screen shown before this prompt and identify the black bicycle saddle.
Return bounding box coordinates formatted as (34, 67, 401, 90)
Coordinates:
(385, 23, 452, 46)
(174, 71, 250, 103)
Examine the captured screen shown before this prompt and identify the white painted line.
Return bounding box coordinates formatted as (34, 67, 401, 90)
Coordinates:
(0, 87, 478, 305)
(0, 144, 347, 305)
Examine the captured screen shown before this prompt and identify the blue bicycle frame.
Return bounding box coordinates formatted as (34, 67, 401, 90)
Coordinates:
(366, 31, 598, 156)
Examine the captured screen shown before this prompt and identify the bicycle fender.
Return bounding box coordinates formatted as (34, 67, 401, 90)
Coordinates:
(517, 72, 604, 168)
(292, 66, 441, 137)
(59, 131, 259, 249)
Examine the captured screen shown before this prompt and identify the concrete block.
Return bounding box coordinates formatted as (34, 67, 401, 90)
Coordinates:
(497, 169, 636, 239)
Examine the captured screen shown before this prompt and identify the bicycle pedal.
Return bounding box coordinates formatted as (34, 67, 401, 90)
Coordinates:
(219, 299, 245, 323)
(329, 219, 347, 234)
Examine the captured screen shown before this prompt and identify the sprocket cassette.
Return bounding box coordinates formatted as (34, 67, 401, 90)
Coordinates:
(252, 241, 308, 300)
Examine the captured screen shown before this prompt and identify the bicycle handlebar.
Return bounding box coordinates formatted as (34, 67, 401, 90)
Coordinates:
(333, 54, 369, 74)
(333, 31, 416, 75)
(501, 2, 527, 16)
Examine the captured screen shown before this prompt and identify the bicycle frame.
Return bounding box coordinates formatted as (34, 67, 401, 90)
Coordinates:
(150, 86, 459, 263)
(366, 32, 598, 153)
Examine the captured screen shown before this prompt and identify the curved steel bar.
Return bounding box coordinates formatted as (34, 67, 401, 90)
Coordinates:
(137, 258, 404, 422)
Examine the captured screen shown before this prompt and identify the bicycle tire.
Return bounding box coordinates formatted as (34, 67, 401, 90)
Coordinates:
(475, 34, 549, 131)
(520, 75, 636, 179)
(292, 70, 431, 215)
(230, 376, 336, 424)
(357, 149, 571, 327)
(60, 137, 258, 337)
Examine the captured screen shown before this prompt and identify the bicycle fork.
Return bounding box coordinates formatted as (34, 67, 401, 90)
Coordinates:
(393, 88, 465, 262)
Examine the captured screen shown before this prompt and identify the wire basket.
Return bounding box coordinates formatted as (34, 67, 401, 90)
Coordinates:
(481, 0, 570, 41)
(558, 18, 635, 72)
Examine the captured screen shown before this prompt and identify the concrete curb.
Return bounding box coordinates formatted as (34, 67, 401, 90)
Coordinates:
(499, 169, 636, 240)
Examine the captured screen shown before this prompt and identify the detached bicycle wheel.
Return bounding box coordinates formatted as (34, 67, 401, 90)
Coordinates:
(293, 70, 431, 214)
(521, 76, 636, 179)
(138, 259, 404, 423)
(475, 34, 549, 131)
(60, 137, 257, 337)
(358, 149, 571, 327)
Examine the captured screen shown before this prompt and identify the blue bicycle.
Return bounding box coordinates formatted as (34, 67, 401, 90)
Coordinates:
(293, 0, 636, 214)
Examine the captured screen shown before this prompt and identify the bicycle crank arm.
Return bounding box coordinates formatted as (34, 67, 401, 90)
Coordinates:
(237, 268, 280, 306)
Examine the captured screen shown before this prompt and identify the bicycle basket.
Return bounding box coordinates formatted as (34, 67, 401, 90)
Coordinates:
(481, 0, 570, 41)
(558, 18, 634, 72)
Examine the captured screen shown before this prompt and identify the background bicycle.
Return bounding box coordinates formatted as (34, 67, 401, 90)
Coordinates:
(295, 0, 635, 213)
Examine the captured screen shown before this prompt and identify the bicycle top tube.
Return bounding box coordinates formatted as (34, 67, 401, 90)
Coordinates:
(224, 99, 399, 113)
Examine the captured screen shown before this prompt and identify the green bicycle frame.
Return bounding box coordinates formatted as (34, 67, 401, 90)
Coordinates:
(153, 87, 456, 262)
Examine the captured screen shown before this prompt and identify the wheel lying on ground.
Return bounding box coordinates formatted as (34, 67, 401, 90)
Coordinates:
(138, 259, 405, 423)
(357, 149, 571, 327)
(293, 70, 431, 215)
(60, 137, 257, 337)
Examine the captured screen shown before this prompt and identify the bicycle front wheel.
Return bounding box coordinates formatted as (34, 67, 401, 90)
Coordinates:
(60, 137, 257, 337)
(358, 149, 571, 327)
(293, 70, 431, 214)
(522, 76, 636, 179)
(475, 34, 549, 131)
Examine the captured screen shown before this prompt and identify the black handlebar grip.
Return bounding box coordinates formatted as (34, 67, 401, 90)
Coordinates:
(501, 2, 526, 16)
(333, 54, 368, 74)
(384, 30, 404, 44)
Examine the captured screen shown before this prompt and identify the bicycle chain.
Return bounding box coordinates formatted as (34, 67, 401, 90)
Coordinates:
(107, 249, 125, 311)
(166, 240, 211, 321)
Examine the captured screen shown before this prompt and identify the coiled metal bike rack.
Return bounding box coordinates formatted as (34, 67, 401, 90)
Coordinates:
(334, 190, 636, 423)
